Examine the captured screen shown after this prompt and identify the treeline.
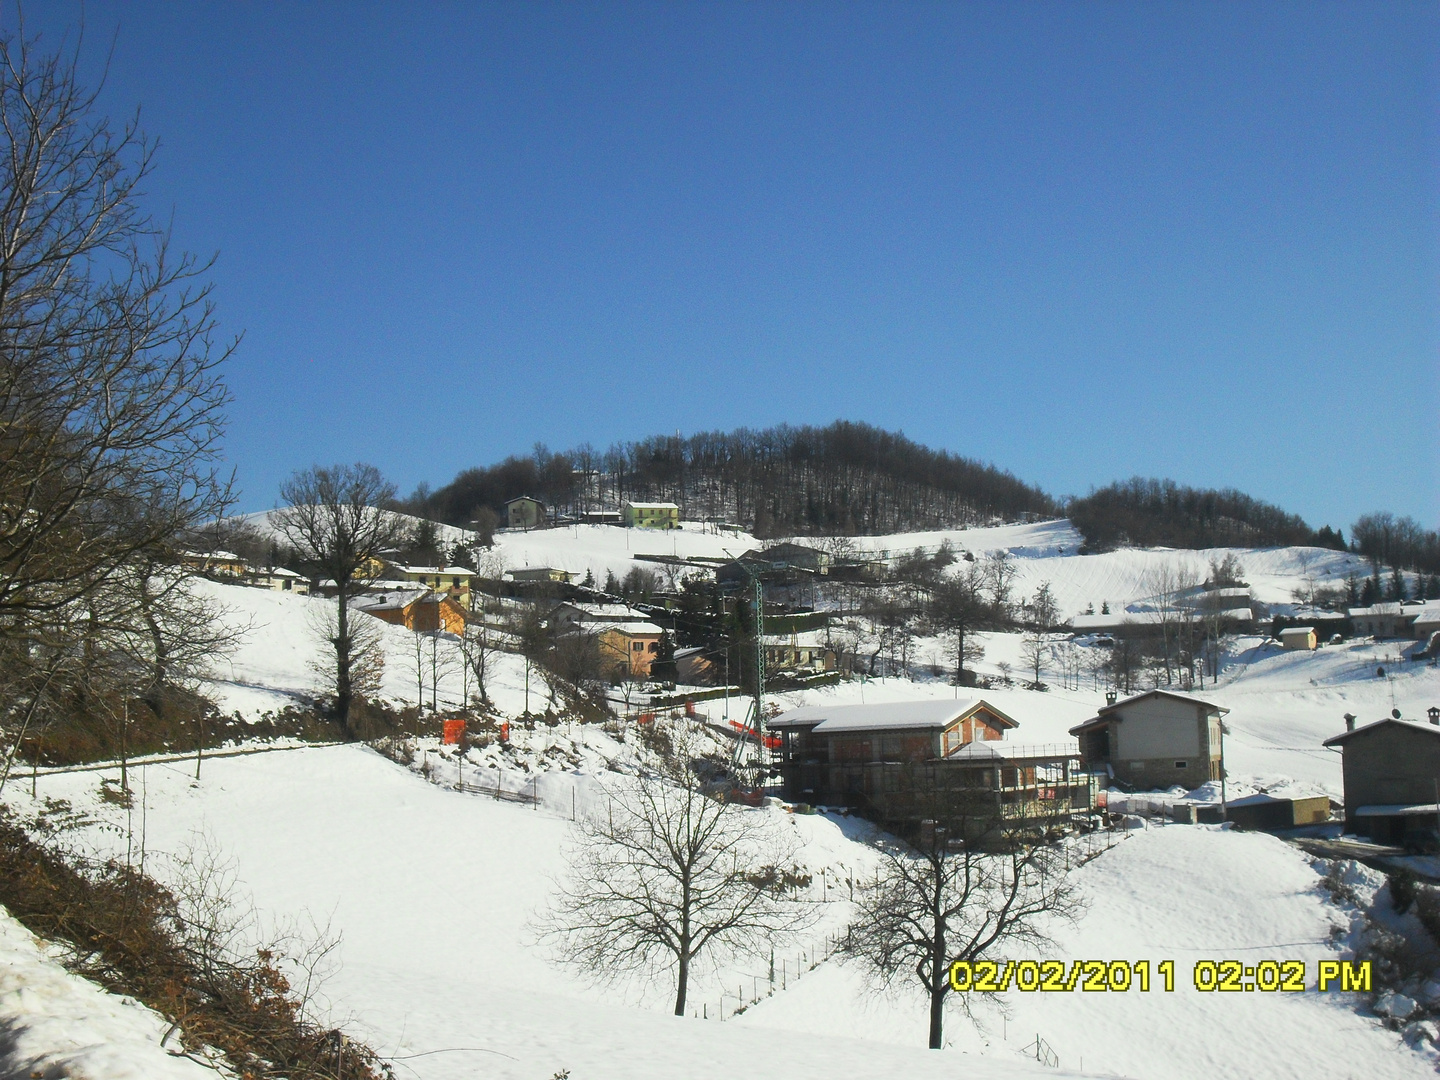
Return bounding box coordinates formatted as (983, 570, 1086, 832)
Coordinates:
(1351, 512, 1440, 577)
(1067, 478, 1336, 552)
(416, 421, 1059, 538)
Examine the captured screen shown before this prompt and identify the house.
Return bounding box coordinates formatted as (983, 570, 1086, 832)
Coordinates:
(597, 621, 665, 680)
(761, 630, 836, 674)
(179, 550, 248, 578)
(507, 567, 576, 584)
(1348, 602, 1417, 639)
(623, 501, 680, 529)
(351, 588, 467, 635)
(1410, 602, 1440, 641)
(385, 564, 476, 608)
(551, 601, 646, 629)
(1323, 714, 1440, 846)
(1278, 626, 1317, 651)
(770, 698, 1090, 835)
(757, 542, 831, 576)
(245, 566, 309, 595)
(1069, 689, 1228, 791)
(504, 496, 546, 531)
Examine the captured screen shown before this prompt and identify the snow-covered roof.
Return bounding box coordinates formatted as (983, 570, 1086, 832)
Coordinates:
(390, 565, 475, 576)
(762, 631, 831, 649)
(597, 621, 664, 636)
(1277, 626, 1315, 638)
(1347, 602, 1409, 618)
(770, 698, 1017, 734)
(1322, 717, 1440, 747)
(1353, 803, 1440, 817)
(945, 741, 1078, 761)
(624, 501, 680, 510)
(1101, 688, 1227, 715)
(1411, 602, 1440, 625)
(1226, 790, 1328, 808)
(351, 588, 430, 612)
(556, 602, 642, 620)
(249, 566, 303, 579)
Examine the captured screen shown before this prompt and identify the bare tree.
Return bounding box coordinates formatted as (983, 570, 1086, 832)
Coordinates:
(307, 603, 385, 708)
(0, 29, 234, 762)
(537, 732, 812, 1016)
(0, 33, 233, 623)
(275, 464, 407, 736)
(845, 802, 1083, 1050)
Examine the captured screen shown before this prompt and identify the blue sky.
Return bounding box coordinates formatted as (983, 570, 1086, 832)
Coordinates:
(19, 2, 1439, 528)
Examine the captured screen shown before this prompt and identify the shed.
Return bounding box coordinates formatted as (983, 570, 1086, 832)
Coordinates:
(1278, 626, 1317, 651)
(1224, 792, 1331, 831)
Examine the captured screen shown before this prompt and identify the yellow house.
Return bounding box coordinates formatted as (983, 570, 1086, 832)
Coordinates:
(385, 564, 476, 609)
(179, 550, 248, 578)
(623, 501, 680, 529)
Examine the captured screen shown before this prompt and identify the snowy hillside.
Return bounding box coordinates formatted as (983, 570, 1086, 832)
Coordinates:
(6, 745, 1430, 1080)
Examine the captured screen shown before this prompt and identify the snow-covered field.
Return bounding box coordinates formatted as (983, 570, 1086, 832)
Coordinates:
(5, 744, 1430, 1080)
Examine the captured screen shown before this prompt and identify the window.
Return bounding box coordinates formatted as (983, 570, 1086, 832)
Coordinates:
(1130, 761, 1146, 771)
(1174, 760, 1188, 769)
(632, 642, 643, 652)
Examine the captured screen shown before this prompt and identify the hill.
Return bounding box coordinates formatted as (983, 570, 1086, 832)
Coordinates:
(417, 421, 1060, 537)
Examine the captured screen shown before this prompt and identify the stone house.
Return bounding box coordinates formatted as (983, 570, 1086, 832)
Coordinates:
(1069, 689, 1228, 791)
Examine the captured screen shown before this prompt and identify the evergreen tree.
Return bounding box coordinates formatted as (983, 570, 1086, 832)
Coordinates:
(1360, 576, 1378, 606)
(1389, 566, 1407, 602)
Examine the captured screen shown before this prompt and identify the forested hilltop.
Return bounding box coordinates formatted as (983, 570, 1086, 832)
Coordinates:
(416, 421, 1058, 538)
(1067, 478, 1329, 551)
(404, 424, 1438, 577)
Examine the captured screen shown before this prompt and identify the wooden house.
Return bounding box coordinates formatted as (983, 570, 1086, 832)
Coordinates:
(352, 588, 467, 635)
(769, 699, 1091, 836)
(1069, 689, 1228, 791)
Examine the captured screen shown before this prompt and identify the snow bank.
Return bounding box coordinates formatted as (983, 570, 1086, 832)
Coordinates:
(0, 905, 220, 1080)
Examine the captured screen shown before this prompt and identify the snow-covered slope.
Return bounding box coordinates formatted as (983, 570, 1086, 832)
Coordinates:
(0, 906, 220, 1080)
(7, 745, 1427, 1079)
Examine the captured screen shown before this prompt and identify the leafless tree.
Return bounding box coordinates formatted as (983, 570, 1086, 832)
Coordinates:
(1145, 560, 1202, 686)
(0, 30, 236, 619)
(275, 464, 406, 736)
(305, 596, 386, 716)
(845, 800, 1083, 1050)
(981, 550, 1017, 616)
(537, 732, 813, 1016)
(0, 29, 235, 763)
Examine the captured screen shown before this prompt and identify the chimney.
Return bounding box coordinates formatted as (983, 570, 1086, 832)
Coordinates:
(1344, 713, 1356, 732)
(1105, 690, 1118, 706)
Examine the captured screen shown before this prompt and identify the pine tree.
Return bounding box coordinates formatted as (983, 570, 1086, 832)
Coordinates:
(1389, 566, 1407, 602)
(1360, 577, 1378, 606)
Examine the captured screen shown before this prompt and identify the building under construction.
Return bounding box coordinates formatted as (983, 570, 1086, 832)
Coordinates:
(768, 699, 1096, 841)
